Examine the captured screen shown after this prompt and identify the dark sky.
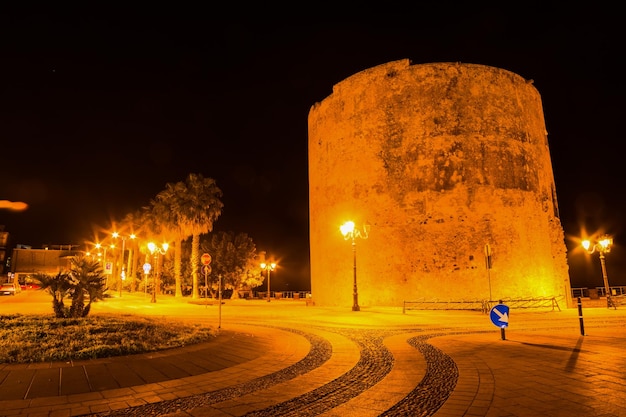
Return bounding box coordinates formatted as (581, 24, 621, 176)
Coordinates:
(1, 6, 624, 290)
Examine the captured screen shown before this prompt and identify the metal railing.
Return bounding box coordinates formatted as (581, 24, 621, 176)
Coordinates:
(249, 290, 311, 300)
(571, 286, 626, 298)
(403, 296, 562, 314)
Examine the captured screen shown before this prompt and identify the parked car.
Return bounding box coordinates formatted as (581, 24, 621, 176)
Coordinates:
(20, 283, 41, 290)
(0, 283, 17, 296)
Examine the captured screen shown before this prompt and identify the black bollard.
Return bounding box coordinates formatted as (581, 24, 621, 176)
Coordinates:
(577, 296, 585, 336)
(499, 299, 506, 340)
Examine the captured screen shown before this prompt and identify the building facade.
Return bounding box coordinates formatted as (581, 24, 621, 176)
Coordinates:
(308, 60, 571, 308)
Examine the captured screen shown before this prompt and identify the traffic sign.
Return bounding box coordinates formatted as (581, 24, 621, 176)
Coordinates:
(202, 265, 212, 275)
(490, 304, 509, 328)
(201, 253, 212, 265)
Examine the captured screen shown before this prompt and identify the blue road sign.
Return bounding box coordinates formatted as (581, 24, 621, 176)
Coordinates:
(490, 304, 509, 328)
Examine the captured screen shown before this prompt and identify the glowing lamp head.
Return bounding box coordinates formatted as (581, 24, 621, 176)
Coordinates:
(148, 242, 169, 254)
(582, 235, 613, 254)
(599, 236, 613, 253)
(261, 262, 276, 271)
(340, 221, 355, 237)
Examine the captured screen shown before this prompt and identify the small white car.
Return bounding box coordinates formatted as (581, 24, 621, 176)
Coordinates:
(0, 283, 16, 296)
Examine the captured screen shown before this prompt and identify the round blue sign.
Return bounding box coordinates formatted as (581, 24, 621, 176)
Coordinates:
(490, 304, 509, 328)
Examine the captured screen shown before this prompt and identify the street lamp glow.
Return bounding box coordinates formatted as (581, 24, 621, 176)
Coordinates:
(260, 261, 277, 302)
(340, 220, 369, 311)
(112, 232, 137, 298)
(340, 221, 355, 236)
(582, 234, 614, 309)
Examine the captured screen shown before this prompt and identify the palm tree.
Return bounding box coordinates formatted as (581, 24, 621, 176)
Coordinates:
(137, 203, 172, 295)
(152, 182, 188, 298)
(68, 255, 107, 317)
(34, 255, 106, 318)
(35, 271, 73, 318)
(159, 173, 223, 299)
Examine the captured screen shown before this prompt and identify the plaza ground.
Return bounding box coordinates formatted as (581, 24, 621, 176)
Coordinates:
(0, 290, 625, 416)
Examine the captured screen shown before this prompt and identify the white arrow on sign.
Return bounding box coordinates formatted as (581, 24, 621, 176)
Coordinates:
(493, 307, 509, 323)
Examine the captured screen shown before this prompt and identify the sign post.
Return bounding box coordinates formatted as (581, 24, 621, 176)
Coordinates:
(489, 301, 509, 340)
(218, 274, 222, 329)
(201, 253, 212, 303)
(202, 265, 211, 305)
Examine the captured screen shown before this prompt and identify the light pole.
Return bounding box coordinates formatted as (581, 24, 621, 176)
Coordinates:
(260, 261, 277, 302)
(112, 232, 136, 298)
(142, 262, 151, 299)
(582, 235, 614, 309)
(148, 242, 169, 303)
(95, 243, 112, 289)
(340, 221, 369, 311)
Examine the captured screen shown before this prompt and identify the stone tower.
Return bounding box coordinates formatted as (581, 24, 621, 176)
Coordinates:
(308, 59, 571, 308)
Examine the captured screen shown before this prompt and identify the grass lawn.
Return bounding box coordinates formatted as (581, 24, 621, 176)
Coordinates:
(0, 313, 217, 363)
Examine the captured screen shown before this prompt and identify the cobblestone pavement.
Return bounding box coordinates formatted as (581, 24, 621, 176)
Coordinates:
(83, 326, 460, 417)
(81, 308, 626, 417)
(2, 293, 626, 417)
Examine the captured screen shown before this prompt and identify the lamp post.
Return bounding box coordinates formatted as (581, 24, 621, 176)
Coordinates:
(260, 261, 277, 302)
(95, 243, 112, 289)
(340, 221, 369, 311)
(112, 232, 136, 297)
(148, 242, 169, 303)
(582, 235, 614, 309)
(142, 262, 151, 299)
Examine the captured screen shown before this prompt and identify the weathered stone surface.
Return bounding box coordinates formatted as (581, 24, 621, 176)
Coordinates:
(308, 59, 570, 307)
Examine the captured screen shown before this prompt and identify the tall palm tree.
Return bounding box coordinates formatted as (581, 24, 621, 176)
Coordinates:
(137, 203, 172, 295)
(162, 173, 223, 299)
(153, 182, 188, 298)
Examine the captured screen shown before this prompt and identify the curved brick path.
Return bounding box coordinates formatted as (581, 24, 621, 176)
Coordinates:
(1, 293, 626, 416)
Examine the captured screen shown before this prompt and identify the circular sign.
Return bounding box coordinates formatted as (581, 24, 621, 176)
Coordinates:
(201, 253, 212, 265)
(202, 265, 212, 275)
(489, 304, 510, 328)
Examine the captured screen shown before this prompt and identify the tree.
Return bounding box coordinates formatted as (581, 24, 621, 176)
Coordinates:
(200, 231, 262, 297)
(136, 204, 173, 296)
(152, 181, 188, 298)
(35, 255, 107, 318)
(159, 173, 223, 299)
(35, 271, 72, 318)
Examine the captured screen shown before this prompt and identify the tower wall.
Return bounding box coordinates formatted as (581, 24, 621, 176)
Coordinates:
(308, 60, 571, 308)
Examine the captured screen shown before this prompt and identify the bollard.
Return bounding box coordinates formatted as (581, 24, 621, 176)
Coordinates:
(500, 299, 506, 340)
(577, 296, 585, 336)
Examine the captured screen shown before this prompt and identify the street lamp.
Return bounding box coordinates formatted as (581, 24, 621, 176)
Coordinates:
(340, 221, 369, 311)
(94, 242, 114, 289)
(148, 242, 169, 303)
(142, 262, 152, 299)
(112, 232, 136, 298)
(260, 261, 277, 302)
(582, 235, 614, 309)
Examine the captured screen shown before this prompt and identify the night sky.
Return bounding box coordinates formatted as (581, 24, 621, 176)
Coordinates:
(1, 6, 624, 291)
